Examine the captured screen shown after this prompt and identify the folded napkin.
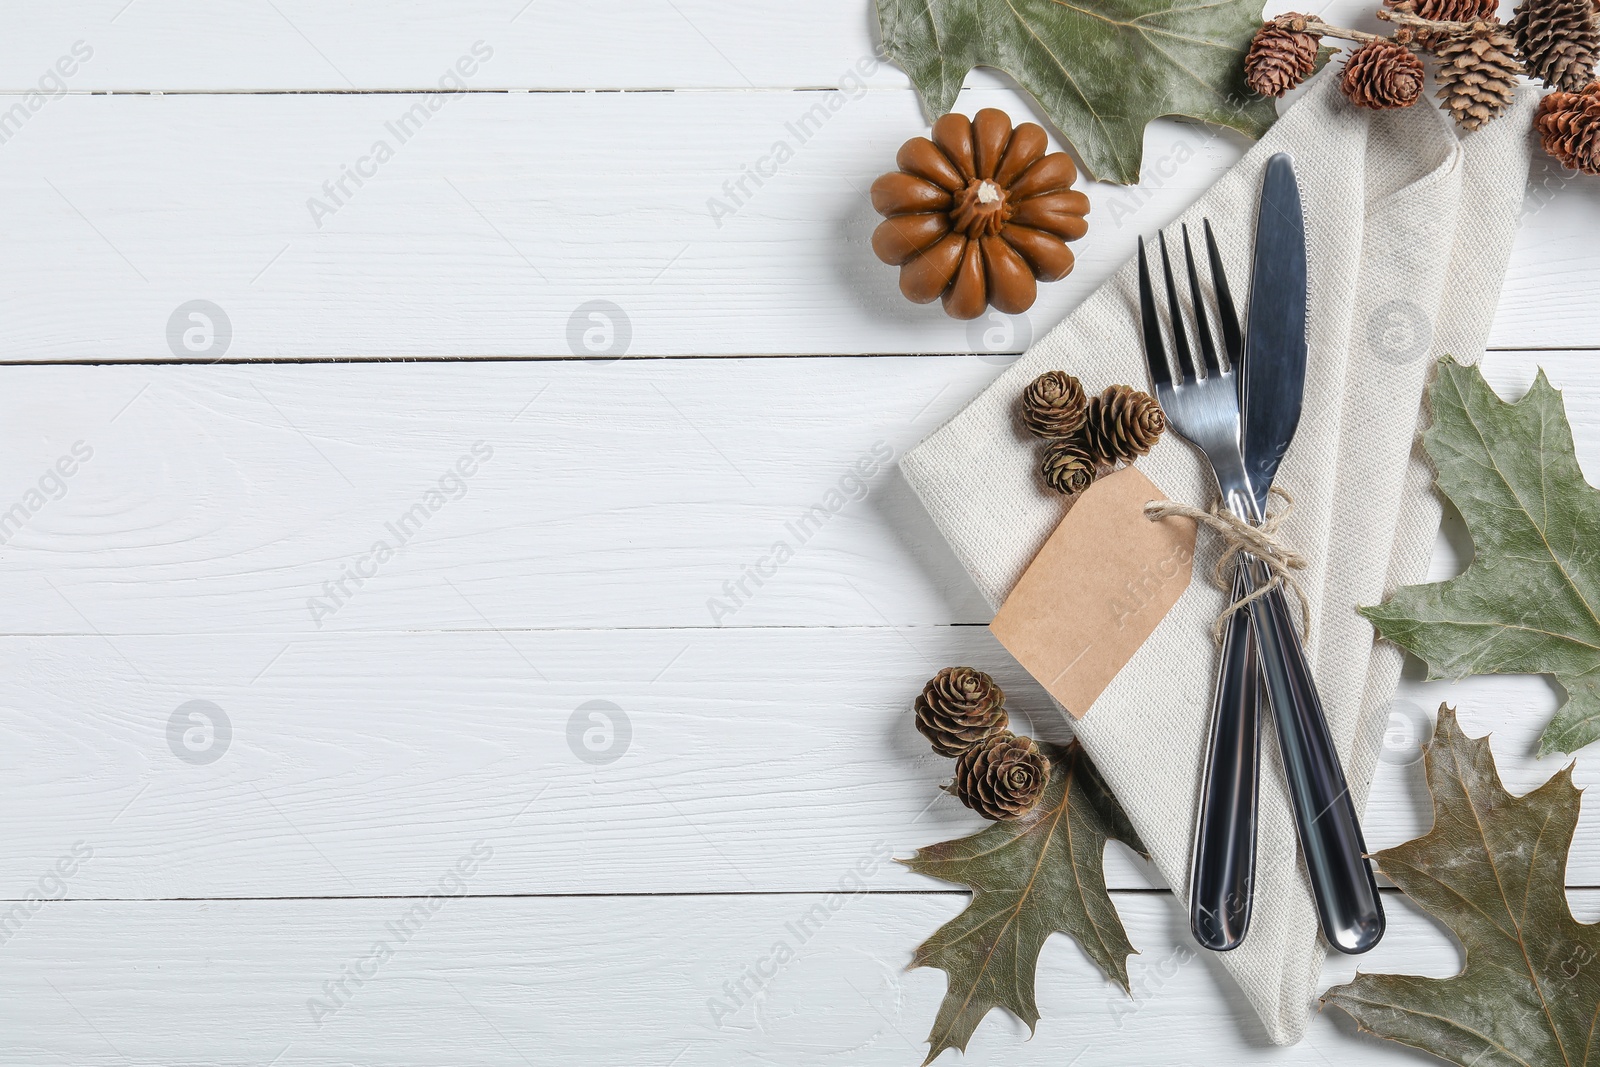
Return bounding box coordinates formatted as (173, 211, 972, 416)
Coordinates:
(900, 72, 1536, 1044)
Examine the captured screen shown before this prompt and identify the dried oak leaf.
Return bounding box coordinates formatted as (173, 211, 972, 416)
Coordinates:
(873, 0, 1277, 185)
(1361, 357, 1600, 756)
(902, 740, 1147, 1063)
(1322, 705, 1598, 1067)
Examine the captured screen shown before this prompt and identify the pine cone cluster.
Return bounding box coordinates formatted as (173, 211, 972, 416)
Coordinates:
(1018, 372, 1165, 496)
(1537, 83, 1600, 173)
(914, 666, 1008, 757)
(953, 731, 1051, 821)
(1244, 14, 1324, 97)
(912, 667, 1049, 820)
(1510, 0, 1599, 90)
(1342, 38, 1427, 108)
(1435, 22, 1523, 130)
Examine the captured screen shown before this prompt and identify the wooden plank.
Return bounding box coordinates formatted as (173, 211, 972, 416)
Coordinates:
(0, 89, 1591, 361)
(0, 627, 1589, 896)
(0, 890, 1496, 1064)
(3, 0, 1377, 92)
(0, 350, 1592, 635)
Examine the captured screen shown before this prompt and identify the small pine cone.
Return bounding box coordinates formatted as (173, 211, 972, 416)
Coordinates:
(1244, 15, 1323, 97)
(1082, 385, 1165, 466)
(1536, 84, 1600, 175)
(1041, 439, 1098, 495)
(1341, 39, 1426, 109)
(953, 731, 1051, 820)
(1435, 24, 1523, 131)
(915, 667, 1008, 758)
(1510, 0, 1599, 91)
(1020, 371, 1087, 439)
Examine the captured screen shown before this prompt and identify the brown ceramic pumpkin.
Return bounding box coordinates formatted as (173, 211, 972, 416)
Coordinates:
(869, 108, 1089, 320)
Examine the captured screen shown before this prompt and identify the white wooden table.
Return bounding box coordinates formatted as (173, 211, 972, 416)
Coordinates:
(3, 3, 1598, 1063)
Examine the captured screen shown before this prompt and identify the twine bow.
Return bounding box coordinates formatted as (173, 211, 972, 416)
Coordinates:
(1143, 487, 1311, 642)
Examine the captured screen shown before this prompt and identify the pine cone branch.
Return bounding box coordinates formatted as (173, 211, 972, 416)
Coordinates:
(953, 730, 1051, 820)
(1537, 84, 1600, 174)
(1082, 385, 1165, 466)
(1342, 38, 1427, 109)
(1245, 14, 1324, 97)
(915, 667, 1009, 757)
(1435, 22, 1523, 130)
(1510, 0, 1600, 90)
(1020, 371, 1088, 439)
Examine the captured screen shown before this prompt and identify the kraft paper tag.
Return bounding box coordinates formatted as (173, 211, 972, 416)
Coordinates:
(990, 466, 1196, 719)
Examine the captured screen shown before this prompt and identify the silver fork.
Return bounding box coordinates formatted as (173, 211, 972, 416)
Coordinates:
(1137, 228, 1385, 956)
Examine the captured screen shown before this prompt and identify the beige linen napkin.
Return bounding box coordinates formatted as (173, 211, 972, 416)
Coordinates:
(899, 72, 1536, 1044)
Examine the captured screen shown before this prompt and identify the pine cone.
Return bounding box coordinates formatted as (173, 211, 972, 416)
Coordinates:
(1341, 39, 1426, 109)
(1510, 0, 1599, 91)
(1435, 23, 1523, 130)
(1020, 371, 1087, 439)
(1537, 84, 1600, 174)
(1040, 439, 1098, 495)
(915, 667, 1008, 758)
(1245, 15, 1323, 98)
(1082, 385, 1165, 466)
(870, 108, 1089, 320)
(953, 731, 1051, 820)
(1392, 0, 1498, 22)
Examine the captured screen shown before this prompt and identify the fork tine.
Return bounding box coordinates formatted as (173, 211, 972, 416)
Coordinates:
(1157, 232, 1197, 381)
(1181, 224, 1221, 376)
(1136, 239, 1171, 390)
(1203, 218, 1243, 372)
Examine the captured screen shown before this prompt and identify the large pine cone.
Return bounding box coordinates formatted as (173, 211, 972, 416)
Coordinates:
(1435, 23, 1522, 130)
(1341, 39, 1426, 109)
(1020, 371, 1087, 439)
(1510, 0, 1599, 91)
(1245, 15, 1323, 97)
(1082, 385, 1165, 466)
(1041, 439, 1098, 496)
(870, 108, 1089, 320)
(915, 667, 1008, 757)
(1537, 84, 1600, 174)
(1394, 0, 1498, 22)
(953, 731, 1051, 820)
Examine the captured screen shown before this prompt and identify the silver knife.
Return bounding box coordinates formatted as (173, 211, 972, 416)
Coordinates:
(1190, 154, 1384, 955)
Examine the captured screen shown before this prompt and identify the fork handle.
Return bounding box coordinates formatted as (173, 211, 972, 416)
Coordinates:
(1242, 561, 1385, 954)
(1188, 563, 1260, 952)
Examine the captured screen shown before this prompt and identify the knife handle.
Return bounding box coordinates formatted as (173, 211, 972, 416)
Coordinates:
(1188, 563, 1261, 952)
(1242, 562, 1385, 955)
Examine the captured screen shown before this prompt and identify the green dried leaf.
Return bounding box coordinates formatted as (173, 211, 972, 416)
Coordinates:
(1361, 357, 1600, 756)
(1322, 705, 1598, 1066)
(903, 741, 1147, 1063)
(872, 0, 1279, 185)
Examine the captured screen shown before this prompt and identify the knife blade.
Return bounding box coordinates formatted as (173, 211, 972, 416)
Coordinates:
(1243, 152, 1307, 511)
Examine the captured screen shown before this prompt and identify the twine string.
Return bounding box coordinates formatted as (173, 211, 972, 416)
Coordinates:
(1143, 486, 1311, 642)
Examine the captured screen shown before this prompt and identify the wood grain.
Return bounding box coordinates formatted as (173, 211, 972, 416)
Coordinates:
(0, 890, 1498, 1064)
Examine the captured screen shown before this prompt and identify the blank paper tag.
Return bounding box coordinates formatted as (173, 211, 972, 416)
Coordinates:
(990, 466, 1197, 719)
